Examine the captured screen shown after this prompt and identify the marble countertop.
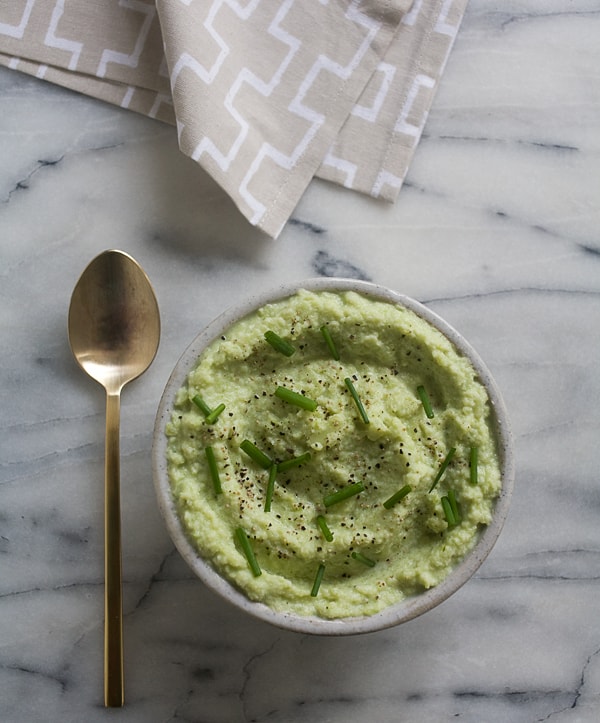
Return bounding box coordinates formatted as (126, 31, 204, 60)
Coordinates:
(2, 2, 599, 721)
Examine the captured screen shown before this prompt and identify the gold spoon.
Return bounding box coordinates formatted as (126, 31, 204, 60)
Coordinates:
(68, 250, 160, 707)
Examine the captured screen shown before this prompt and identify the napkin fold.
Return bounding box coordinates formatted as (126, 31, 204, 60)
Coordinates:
(0, 0, 469, 238)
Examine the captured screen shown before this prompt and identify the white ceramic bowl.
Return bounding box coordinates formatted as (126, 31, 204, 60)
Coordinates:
(152, 278, 514, 635)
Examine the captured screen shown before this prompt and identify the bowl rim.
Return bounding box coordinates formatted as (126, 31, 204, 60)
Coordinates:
(152, 277, 515, 635)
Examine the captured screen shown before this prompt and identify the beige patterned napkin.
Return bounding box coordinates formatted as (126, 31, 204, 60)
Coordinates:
(0, 1, 468, 238)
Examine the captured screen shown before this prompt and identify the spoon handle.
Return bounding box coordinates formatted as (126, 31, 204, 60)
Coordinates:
(104, 390, 124, 707)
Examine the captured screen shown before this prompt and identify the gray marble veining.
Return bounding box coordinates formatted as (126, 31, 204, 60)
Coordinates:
(1, 1, 600, 721)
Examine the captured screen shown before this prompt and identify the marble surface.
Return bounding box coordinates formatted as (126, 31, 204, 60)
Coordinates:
(1, 1, 599, 721)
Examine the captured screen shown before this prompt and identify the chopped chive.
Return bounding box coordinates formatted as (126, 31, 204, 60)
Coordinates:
(240, 439, 272, 470)
(205, 403, 226, 425)
(470, 446, 478, 485)
(316, 515, 334, 542)
(351, 551, 376, 568)
(235, 527, 261, 576)
(447, 489, 460, 524)
(204, 446, 222, 495)
(310, 563, 325, 597)
(323, 482, 365, 508)
(383, 484, 412, 509)
(417, 385, 434, 419)
(277, 451, 312, 473)
(264, 330, 295, 357)
(191, 394, 211, 416)
(264, 464, 277, 512)
(428, 447, 457, 492)
(274, 386, 318, 412)
(441, 496, 457, 527)
(344, 377, 369, 424)
(192, 394, 225, 424)
(320, 325, 340, 360)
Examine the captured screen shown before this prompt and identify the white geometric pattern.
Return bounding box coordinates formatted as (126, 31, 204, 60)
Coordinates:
(97, 0, 156, 78)
(45, 2, 82, 72)
(402, 0, 423, 27)
(394, 74, 436, 138)
(321, 0, 469, 205)
(189, 0, 299, 173)
(435, 0, 460, 36)
(0, 0, 35, 40)
(322, 151, 358, 189)
(351, 62, 396, 122)
(0, 0, 470, 237)
(237, 0, 384, 226)
(372, 169, 404, 197)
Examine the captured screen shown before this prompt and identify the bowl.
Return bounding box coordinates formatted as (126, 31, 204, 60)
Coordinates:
(152, 278, 514, 635)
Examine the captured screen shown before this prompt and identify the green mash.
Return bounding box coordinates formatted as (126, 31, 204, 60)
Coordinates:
(166, 290, 501, 619)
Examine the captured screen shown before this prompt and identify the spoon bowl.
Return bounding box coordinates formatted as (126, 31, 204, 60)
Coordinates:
(68, 249, 160, 706)
(68, 250, 160, 393)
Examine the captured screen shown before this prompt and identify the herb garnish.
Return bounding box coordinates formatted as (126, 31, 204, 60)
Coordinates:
(320, 325, 340, 360)
(417, 385, 434, 419)
(323, 482, 365, 508)
(275, 386, 318, 411)
(316, 515, 334, 542)
(470, 446, 478, 485)
(264, 330, 295, 356)
(204, 446, 222, 495)
(383, 484, 412, 509)
(235, 527, 261, 576)
(205, 403, 225, 424)
(192, 393, 211, 416)
(448, 489, 460, 523)
(192, 393, 225, 424)
(344, 377, 369, 424)
(264, 464, 277, 512)
(428, 447, 456, 492)
(351, 551, 376, 567)
(240, 439, 273, 469)
(441, 490, 460, 527)
(310, 563, 325, 597)
(441, 497, 456, 527)
(277, 451, 312, 472)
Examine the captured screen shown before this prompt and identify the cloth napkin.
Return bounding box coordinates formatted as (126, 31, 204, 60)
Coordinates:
(0, 1, 469, 238)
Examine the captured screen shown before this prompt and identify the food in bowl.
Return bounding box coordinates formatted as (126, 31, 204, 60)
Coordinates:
(163, 287, 503, 621)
